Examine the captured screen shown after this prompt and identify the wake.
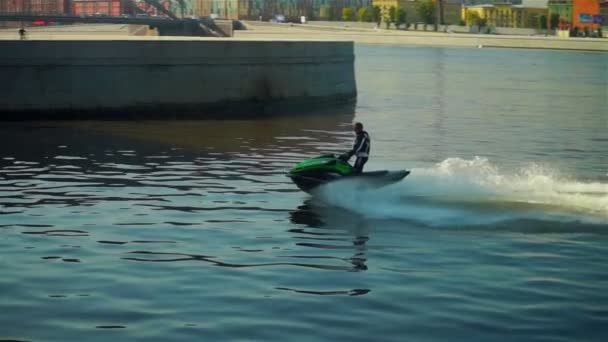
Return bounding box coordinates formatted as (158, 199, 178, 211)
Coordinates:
(312, 157, 608, 228)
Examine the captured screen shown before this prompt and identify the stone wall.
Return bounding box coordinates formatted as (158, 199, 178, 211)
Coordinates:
(0, 39, 356, 119)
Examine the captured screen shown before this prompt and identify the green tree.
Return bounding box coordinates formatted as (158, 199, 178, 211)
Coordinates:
(372, 5, 382, 26)
(417, 0, 436, 27)
(388, 6, 397, 28)
(538, 15, 547, 30)
(365, 7, 374, 22)
(356, 7, 367, 22)
(550, 13, 560, 30)
(342, 7, 354, 21)
(395, 7, 407, 29)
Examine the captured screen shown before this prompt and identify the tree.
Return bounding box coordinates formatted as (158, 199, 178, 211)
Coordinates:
(417, 0, 436, 27)
(550, 13, 560, 30)
(538, 15, 547, 30)
(395, 8, 407, 29)
(365, 7, 374, 22)
(295, 0, 314, 20)
(342, 7, 354, 22)
(356, 7, 367, 22)
(320, 5, 332, 21)
(372, 6, 382, 26)
(389, 6, 397, 28)
(383, 13, 391, 29)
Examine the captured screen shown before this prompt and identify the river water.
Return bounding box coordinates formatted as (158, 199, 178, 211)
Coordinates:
(1, 45, 607, 342)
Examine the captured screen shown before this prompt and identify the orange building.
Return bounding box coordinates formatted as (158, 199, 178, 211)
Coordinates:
(572, 0, 600, 28)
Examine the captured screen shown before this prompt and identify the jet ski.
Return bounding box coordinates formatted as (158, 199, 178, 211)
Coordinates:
(287, 154, 410, 193)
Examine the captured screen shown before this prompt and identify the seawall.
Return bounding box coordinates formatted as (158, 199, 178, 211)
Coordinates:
(0, 38, 357, 119)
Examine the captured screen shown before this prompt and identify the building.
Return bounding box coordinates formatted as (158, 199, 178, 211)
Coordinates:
(462, 2, 549, 28)
(0, 0, 67, 14)
(443, 0, 465, 23)
(601, 0, 607, 28)
(521, 0, 548, 6)
(72, 0, 123, 16)
(193, 0, 212, 17)
(517, 4, 549, 27)
(601, 0, 608, 16)
(572, 0, 600, 28)
(192, 1, 372, 20)
(372, 0, 462, 25)
(167, 0, 194, 17)
(548, 0, 601, 29)
(0, 0, 69, 27)
(135, 0, 171, 16)
(463, 0, 522, 4)
(462, 3, 512, 26)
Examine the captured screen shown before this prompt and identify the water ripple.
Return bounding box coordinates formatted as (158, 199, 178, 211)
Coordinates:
(1, 48, 608, 341)
(275, 287, 371, 296)
(121, 251, 359, 272)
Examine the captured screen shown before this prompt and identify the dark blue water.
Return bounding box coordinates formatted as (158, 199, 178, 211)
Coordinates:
(1, 45, 607, 342)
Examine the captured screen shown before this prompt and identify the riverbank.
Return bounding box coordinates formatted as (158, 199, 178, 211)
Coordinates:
(238, 21, 608, 52)
(3, 23, 605, 51)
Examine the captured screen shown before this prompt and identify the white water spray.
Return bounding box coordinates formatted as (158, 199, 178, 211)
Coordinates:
(313, 157, 608, 227)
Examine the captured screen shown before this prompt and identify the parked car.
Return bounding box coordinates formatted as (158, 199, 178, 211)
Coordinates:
(272, 14, 285, 23)
(284, 16, 302, 24)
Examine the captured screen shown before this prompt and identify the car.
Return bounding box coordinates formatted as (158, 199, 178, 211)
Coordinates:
(273, 14, 285, 23)
(284, 16, 302, 24)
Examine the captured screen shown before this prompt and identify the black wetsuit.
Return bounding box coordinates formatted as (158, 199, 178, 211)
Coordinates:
(346, 130, 371, 173)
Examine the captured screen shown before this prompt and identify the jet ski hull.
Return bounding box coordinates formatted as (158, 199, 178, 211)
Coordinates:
(287, 154, 409, 193)
(289, 169, 410, 193)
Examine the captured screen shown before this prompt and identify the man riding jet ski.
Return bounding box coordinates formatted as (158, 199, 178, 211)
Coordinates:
(341, 122, 370, 173)
(288, 122, 410, 193)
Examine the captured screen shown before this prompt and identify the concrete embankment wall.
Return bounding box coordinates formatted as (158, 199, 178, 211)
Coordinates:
(0, 39, 356, 119)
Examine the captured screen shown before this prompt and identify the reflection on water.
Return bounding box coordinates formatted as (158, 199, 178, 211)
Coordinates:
(290, 200, 370, 272)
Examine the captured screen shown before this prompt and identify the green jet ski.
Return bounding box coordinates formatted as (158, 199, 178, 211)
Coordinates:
(287, 154, 410, 193)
